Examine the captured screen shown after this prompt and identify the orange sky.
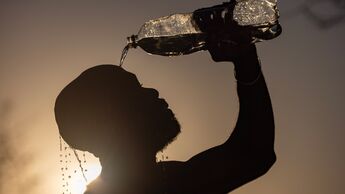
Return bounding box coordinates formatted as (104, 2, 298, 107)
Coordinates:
(1, 1, 345, 194)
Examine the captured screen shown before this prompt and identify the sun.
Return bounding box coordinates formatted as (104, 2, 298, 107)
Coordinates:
(59, 147, 102, 194)
(69, 163, 102, 194)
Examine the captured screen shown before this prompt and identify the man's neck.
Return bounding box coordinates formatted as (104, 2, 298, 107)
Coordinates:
(99, 154, 156, 181)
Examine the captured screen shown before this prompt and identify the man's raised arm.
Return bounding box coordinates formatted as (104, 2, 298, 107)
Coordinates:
(163, 44, 276, 194)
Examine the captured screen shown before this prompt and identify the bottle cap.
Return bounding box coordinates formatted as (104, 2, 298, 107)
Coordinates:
(127, 35, 138, 48)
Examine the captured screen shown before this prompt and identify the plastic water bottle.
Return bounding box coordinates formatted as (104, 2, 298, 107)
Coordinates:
(124, 0, 282, 59)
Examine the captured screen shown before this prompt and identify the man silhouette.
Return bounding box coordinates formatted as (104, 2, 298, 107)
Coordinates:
(55, 42, 276, 194)
(55, 22, 276, 192)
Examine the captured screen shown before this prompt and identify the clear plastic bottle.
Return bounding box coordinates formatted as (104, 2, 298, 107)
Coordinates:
(127, 0, 282, 56)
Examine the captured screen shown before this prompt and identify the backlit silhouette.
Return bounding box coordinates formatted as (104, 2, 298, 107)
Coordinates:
(55, 39, 276, 194)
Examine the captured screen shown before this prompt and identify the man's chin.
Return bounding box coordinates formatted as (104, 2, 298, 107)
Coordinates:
(168, 109, 180, 129)
(151, 109, 181, 149)
(165, 117, 181, 143)
(172, 117, 181, 134)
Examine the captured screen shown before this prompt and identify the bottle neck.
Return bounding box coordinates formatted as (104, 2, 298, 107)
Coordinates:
(127, 35, 138, 48)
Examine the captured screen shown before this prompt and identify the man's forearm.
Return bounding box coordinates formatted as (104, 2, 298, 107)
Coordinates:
(227, 52, 275, 158)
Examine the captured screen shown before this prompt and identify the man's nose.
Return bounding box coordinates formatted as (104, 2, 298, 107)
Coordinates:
(144, 88, 159, 98)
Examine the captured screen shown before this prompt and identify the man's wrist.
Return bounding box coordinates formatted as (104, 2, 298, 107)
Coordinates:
(233, 44, 258, 64)
(233, 49, 261, 84)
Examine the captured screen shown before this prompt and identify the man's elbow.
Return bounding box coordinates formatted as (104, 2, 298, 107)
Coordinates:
(254, 151, 276, 177)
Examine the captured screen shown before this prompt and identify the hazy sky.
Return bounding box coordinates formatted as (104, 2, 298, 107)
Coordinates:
(1, 0, 345, 194)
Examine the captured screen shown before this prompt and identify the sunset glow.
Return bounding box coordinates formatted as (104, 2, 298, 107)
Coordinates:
(59, 149, 102, 194)
(1, 1, 345, 194)
(68, 163, 102, 194)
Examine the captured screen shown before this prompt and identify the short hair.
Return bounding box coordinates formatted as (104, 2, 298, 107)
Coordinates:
(55, 65, 144, 155)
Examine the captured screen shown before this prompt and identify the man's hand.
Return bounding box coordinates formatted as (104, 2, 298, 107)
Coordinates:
(206, 33, 262, 84)
(193, 1, 255, 63)
(207, 35, 257, 63)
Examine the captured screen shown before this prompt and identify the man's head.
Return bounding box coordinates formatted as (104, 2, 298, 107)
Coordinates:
(55, 65, 180, 159)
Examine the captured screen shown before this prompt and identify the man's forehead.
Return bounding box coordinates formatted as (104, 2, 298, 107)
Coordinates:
(128, 72, 138, 80)
(80, 65, 142, 87)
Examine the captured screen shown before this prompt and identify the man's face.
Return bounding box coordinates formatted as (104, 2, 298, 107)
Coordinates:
(119, 72, 181, 151)
(55, 65, 180, 157)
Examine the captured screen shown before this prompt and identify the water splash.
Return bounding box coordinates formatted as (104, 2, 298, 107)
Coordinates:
(119, 44, 131, 67)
